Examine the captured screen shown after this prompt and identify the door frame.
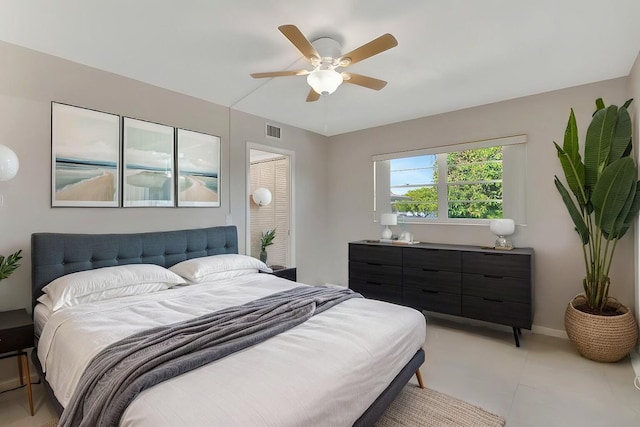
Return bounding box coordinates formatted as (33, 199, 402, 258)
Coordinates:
(246, 142, 295, 267)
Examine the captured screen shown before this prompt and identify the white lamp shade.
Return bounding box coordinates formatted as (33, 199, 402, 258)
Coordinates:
(489, 219, 515, 236)
(307, 69, 343, 95)
(0, 145, 19, 181)
(252, 187, 272, 207)
(380, 213, 398, 226)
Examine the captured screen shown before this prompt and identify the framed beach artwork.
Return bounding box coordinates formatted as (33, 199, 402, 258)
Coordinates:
(51, 103, 121, 207)
(176, 128, 221, 207)
(122, 117, 175, 207)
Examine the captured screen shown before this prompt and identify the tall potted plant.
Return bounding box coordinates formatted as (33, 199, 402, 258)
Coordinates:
(554, 98, 639, 362)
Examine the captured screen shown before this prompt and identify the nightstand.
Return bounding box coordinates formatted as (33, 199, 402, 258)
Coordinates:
(0, 309, 34, 415)
(264, 266, 297, 282)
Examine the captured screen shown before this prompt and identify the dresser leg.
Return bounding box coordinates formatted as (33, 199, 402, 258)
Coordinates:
(512, 327, 520, 347)
(415, 369, 424, 389)
(21, 354, 34, 416)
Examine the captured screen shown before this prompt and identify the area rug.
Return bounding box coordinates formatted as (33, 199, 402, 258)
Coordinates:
(375, 386, 506, 427)
(41, 386, 505, 427)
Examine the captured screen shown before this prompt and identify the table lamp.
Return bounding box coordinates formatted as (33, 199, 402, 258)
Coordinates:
(380, 213, 397, 240)
(489, 218, 515, 250)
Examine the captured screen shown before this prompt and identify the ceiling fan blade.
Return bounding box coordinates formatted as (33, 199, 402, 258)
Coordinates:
(250, 70, 310, 79)
(338, 34, 398, 66)
(306, 89, 320, 102)
(278, 24, 320, 62)
(342, 73, 388, 90)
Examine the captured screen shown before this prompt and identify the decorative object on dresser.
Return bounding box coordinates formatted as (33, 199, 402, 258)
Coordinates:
(0, 309, 35, 415)
(554, 98, 639, 362)
(349, 241, 534, 346)
(0, 144, 19, 181)
(488, 218, 515, 250)
(380, 213, 397, 241)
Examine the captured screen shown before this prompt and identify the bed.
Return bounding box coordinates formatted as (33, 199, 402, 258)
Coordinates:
(31, 225, 426, 426)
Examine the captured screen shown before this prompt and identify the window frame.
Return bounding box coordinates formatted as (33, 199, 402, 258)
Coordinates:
(373, 134, 526, 225)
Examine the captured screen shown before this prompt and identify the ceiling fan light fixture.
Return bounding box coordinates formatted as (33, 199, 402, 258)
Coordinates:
(307, 69, 343, 95)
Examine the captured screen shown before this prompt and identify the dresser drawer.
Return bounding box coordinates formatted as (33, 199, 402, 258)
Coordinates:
(350, 279, 402, 304)
(0, 324, 34, 354)
(403, 287, 461, 315)
(462, 295, 531, 329)
(404, 267, 461, 294)
(463, 273, 530, 304)
(403, 248, 461, 272)
(349, 261, 402, 286)
(349, 244, 402, 266)
(462, 252, 530, 278)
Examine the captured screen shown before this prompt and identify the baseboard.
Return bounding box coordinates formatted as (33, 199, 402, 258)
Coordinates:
(422, 311, 568, 339)
(630, 345, 640, 378)
(531, 324, 568, 339)
(0, 373, 39, 393)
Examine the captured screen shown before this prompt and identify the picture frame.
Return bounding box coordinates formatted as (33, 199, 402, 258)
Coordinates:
(51, 102, 121, 207)
(122, 117, 175, 207)
(176, 128, 221, 207)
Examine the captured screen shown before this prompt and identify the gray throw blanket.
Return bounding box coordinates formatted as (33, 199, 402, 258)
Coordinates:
(59, 285, 361, 427)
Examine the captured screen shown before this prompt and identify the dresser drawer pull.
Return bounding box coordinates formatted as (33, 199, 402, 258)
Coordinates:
(422, 290, 439, 294)
(483, 297, 503, 303)
(483, 274, 504, 279)
(366, 262, 382, 266)
(422, 268, 438, 272)
(366, 281, 382, 286)
(483, 253, 504, 257)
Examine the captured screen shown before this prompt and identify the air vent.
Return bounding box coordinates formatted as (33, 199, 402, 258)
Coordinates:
(265, 123, 282, 140)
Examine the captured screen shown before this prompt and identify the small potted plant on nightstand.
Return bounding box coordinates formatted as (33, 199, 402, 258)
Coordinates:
(0, 249, 22, 280)
(259, 229, 276, 264)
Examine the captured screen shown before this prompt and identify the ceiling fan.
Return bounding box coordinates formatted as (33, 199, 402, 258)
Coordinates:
(251, 25, 398, 102)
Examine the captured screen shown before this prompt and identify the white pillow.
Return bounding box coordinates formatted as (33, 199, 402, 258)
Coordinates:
(169, 254, 272, 283)
(43, 264, 186, 311)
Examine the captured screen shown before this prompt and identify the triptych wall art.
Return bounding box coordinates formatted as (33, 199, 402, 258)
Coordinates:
(51, 102, 220, 208)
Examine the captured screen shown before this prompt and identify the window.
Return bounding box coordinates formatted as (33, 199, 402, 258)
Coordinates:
(374, 135, 526, 224)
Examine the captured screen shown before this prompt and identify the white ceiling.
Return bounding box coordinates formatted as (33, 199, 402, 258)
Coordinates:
(1, 1, 639, 136)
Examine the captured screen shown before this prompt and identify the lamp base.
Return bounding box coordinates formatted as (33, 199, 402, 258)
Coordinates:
(494, 235, 514, 250)
(381, 226, 392, 240)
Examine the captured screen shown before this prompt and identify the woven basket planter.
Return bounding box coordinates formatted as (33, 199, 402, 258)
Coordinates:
(565, 295, 638, 362)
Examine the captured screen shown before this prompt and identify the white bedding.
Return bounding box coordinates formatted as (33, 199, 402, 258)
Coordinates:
(38, 273, 426, 426)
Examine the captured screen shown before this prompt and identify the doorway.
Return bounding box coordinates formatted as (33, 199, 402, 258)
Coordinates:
(246, 143, 294, 268)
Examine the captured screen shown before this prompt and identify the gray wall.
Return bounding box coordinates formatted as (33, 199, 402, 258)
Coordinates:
(0, 40, 329, 314)
(326, 77, 634, 333)
(0, 40, 328, 385)
(630, 51, 640, 326)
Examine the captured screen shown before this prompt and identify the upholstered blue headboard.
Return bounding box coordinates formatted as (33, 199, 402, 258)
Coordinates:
(31, 225, 238, 307)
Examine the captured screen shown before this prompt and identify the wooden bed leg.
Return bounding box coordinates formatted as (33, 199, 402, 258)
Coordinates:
(17, 356, 24, 386)
(415, 369, 424, 389)
(22, 354, 34, 416)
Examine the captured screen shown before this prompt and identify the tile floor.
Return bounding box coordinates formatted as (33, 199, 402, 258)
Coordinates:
(2, 316, 639, 426)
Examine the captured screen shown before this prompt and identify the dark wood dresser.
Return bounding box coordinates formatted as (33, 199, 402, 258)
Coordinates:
(348, 241, 534, 346)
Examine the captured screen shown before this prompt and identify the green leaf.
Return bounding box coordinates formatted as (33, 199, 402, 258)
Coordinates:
(622, 98, 634, 109)
(554, 142, 586, 206)
(595, 98, 606, 112)
(563, 109, 580, 165)
(609, 107, 632, 163)
(585, 105, 618, 188)
(0, 249, 22, 280)
(592, 157, 637, 236)
(617, 183, 640, 239)
(554, 177, 589, 245)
